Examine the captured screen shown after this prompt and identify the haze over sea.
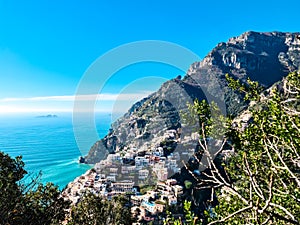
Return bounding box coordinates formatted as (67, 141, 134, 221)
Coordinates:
(0, 113, 114, 189)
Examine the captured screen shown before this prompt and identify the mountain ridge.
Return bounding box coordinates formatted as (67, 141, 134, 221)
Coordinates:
(83, 31, 300, 164)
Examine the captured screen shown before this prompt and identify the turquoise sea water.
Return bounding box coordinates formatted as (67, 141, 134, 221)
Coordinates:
(0, 113, 113, 189)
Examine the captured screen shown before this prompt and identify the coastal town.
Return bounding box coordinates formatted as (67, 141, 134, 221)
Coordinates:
(63, 129, 199, 223)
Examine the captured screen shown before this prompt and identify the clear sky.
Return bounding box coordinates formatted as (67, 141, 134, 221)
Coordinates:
(0, 0, 300, 113)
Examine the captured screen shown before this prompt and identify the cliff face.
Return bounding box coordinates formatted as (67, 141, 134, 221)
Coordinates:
(84, 31, 300, 164)
(189, 31, 300, 84)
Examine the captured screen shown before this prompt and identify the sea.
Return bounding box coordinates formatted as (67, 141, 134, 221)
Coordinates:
(0, 113, 115, 189)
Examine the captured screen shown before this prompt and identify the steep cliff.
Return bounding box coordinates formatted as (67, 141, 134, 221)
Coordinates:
(84, 31, 300, 164)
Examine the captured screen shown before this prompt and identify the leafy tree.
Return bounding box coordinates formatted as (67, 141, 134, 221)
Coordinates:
(206, 72, 300, 224)
(225, 73, 264, 101)
(68, 193, 132, 225)
(22, 183, 70, 225)
(164, 200, 199, 225)
(0, 151, 70, 225)
(0, 152, 27, 224)
(170, 72, 300, 224)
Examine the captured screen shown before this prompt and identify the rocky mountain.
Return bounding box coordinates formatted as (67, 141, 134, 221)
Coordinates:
(83, 31, 300, 164)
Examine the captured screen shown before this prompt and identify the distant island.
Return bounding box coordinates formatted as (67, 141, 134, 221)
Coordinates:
(36, 114, 58, 118)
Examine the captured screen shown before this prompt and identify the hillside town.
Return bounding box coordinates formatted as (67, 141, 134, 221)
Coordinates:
(63, 129, 199, 222)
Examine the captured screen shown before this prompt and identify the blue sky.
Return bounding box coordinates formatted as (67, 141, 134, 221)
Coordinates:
(0, 0, 300, 113)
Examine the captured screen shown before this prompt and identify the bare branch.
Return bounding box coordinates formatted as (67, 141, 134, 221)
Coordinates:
(266, 138, 300, 187)
(207, 205, 253, 225)
(258, 174, 273, 214)
(243, 153, 264, 200)
(269, 203, 297, 222)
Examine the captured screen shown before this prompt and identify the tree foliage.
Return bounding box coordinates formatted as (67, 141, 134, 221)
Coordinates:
(165, 200, 198, 225)
(0, 151, 133, 225)
(68, 193, 132, 225)
(169, 72, 300, 224)
(0, 152, 26, 224)
(0, 151, 70, 225)
(209, 72, 300, 224)
(22, 183, 70, 225)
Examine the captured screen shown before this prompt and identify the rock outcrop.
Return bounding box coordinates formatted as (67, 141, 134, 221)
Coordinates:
(83, 31, 300, 164)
